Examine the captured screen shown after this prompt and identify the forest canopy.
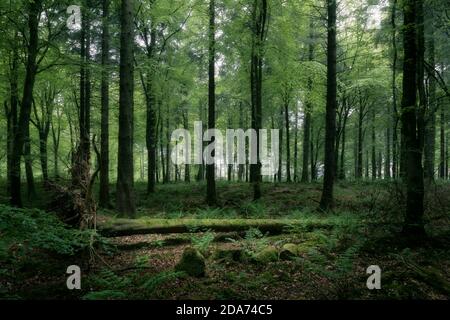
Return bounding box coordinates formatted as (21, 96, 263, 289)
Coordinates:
(1, 0, 450, 301)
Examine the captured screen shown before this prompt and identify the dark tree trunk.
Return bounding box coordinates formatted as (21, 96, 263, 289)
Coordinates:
(284, 101, 291, 182)
(365, 150, 369, 178)
(301, 109, 311, 183)
(391, 0, 398, 179)
(319, 0, 337, 210)
(183, 109, 190, 183)
(250, 0, 267, 200)
(206, 0, 217, 206)
(238, 102, 245, 181)
(10, 0, 41, 206)
(277, 106, 283, 182)
(116, 0, 136, 217)
(339, 117, 347, 180)
(6, 36, 19, 194)
(371, 108, 376, 180)
(79, 2, 91, 168)
(99, 0, 111, 207)
(301, 18, 314, 183)
(440, 103, 445, 178)
(24, 125, 36, 198)
(165, 111, 170, 183)
(142, 24, 157, 193)
(401, 0, 425, 237)
(38, 130, 49, 182)
(293, 103, 299, 182)
(51, 114, 61, 179)
(424, 16, 436, 182)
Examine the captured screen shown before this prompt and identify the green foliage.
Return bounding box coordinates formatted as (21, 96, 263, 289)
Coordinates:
(84, 267, 186, 300)
(140, 271, 186, 294)
(0, 205, 97, 257)
(238, 228, 269, 258)
(190, 230, 215, 255)
(240, 201, 267, 218)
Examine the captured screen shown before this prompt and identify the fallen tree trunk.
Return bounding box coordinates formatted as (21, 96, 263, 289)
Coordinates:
(98, 218, 335, 237)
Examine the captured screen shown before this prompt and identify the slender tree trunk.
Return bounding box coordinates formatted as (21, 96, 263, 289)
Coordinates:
(250, 0, 267, 200)
(10, 0, 41, 206)
(38, 130, 49, 182)
(183, 108, 190, 183)
(391, 0, 398, 179)
(339, 109, 347, 180)
(143, 24, 157, 193)
(99, 0, 111, 207)
(378, 151, 382, 178)
(319, 0, 337, 210)
(401, 0, 425, 237)
(301, 109, 311, 183)
(293, 103, 299, 182)
(440, 103, 445, 178)
(284, 101, 291, 182)
(6, 37, 19, 194)
(424, 16, 436, 182)
(238, 102, 245, 181)
(206, 0, 217, 205)
(165, 112, 170, 183)
(24, 125, 36, 198)
(277, 106, 283, 182)
(116, 0, 136, 217)
(357, 104, 364, 178)
(371, 108, 376, 180)
(365, 150, 369, 178)
(51, 116, 60, 179)
(301, 18, 314, 183)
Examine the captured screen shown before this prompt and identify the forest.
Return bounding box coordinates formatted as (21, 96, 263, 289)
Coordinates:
(0, 0, 450, 301)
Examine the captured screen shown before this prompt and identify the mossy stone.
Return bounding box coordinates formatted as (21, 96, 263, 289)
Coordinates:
(254, 246, 279, 264)
(175, 247, 206, 277)
(279, 243, 299, 260)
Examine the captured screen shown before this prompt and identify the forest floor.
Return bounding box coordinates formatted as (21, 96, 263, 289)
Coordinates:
(2, 180, 450, 300)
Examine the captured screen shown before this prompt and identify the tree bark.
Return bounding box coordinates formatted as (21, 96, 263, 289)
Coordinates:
(250, 0, 267, 200)
(116, 0, 136, 217)
(206, 0, 217, 206)
(391, 0, 398, 179)
(284, 101, 291, 182)
(401, 0, 425, 237)
(319, 0, 337, 210)
(423, 11, 436, 182)
(99, 0, 111, 207)
(371, 107, 377, 180)
(10, 0, 41, 206)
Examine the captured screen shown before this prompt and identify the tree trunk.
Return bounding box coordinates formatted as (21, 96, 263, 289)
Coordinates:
(401, 0, 425, 237)
(293, 103, 299, 182)
(391, 0, 398, 179)
(250, 0, 267, 200)
(38, 130, 49, 182)
(6, 36, 19, 194)
(99, 0, 111, 207)
(371, 107, 376, 180)
(319, 0, 337, 210)
(277, 106, 283, 182)
(284, 101, 291, 182)
(51, 115, 61, 179)
(206, 0, 217, 206)
(424, 16, 436, 182)
(116, 0, 136, 217)
(10, 0, 41, 207)
(440, 103, 445, 178)
(357, 101, 364, 179)
(24, 125, 36, 199)
(301, 18, 314, 183)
